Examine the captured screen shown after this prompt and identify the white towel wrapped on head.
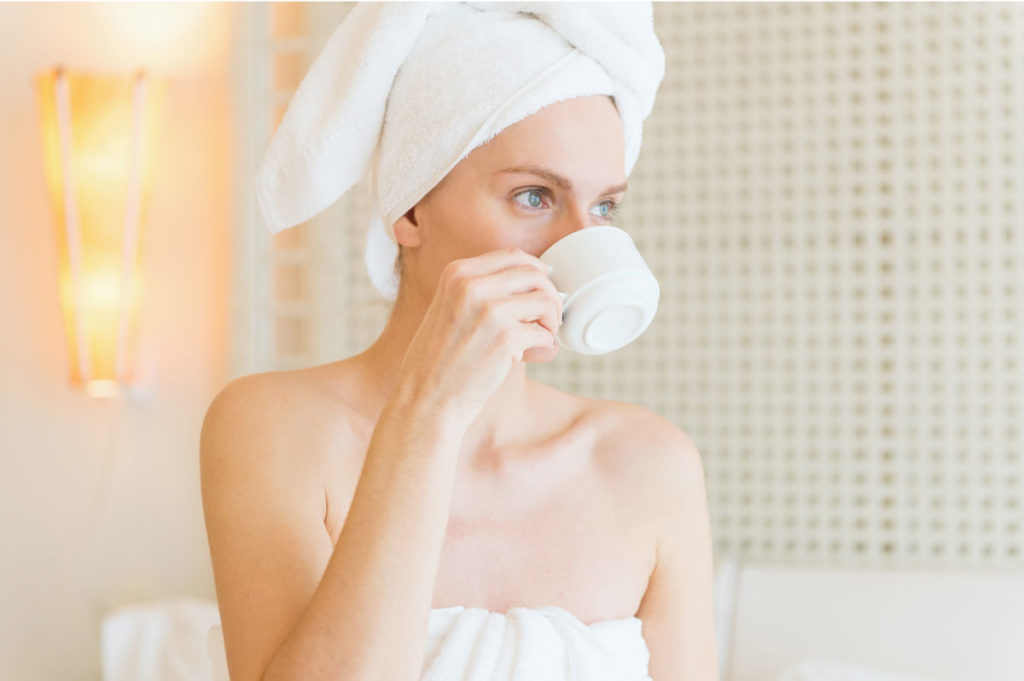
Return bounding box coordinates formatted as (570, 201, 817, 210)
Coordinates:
(254, 1, 666, 300)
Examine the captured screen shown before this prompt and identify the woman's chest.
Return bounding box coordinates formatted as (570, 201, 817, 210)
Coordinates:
(321, 404, 657, 624)
(430, 475, 654, 623)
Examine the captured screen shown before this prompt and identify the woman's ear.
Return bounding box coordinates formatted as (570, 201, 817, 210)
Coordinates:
(392, 205, 424, 248)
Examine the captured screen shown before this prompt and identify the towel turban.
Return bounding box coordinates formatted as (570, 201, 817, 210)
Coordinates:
(254, 1, 666, 301)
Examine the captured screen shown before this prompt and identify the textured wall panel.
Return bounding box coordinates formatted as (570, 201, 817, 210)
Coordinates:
(254, 2, 1024, 569)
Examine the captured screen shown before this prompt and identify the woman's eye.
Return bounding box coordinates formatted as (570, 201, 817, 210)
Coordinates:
(512, 188, 548, 209)
(512, 188, 621, 219)
(596, 200, 621, 219)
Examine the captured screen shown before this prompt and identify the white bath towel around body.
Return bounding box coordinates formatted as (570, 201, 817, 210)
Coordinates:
(206, 605, 651, 681)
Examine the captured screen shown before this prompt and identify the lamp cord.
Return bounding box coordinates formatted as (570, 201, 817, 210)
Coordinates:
(72, 395, 125, 623)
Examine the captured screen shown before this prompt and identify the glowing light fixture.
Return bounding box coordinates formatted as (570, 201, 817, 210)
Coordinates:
(35, 67, 164, 398)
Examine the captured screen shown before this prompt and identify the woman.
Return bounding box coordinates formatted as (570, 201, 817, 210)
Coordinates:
(201, 4, 718, 681)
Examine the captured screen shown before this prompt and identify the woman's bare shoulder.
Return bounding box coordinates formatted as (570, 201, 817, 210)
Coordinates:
(200, 365, 369, 546)
(520, 385, 681, 484)
(588, 397, 693, 452)
(204, 367, 349, 433)
(583, 397, 701, 502)
(199, 369, 351, 681)
(201, 366, 361, 483)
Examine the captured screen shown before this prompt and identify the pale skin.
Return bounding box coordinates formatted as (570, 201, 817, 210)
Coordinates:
(201, 95, 718, 681)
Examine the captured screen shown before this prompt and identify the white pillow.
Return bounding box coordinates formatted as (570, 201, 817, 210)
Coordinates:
(101, 597, 221, 681)
(713, 557, 740, 678)
(777, 659, 963, 681)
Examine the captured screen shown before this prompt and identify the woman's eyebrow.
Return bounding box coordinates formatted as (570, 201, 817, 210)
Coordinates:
(497, 164, 629, 195)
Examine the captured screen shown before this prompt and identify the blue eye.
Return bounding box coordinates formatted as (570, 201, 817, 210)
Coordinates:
(597, 200, 621, 219)
(512, 187, 622, 219)
(513, 188, 548, 209)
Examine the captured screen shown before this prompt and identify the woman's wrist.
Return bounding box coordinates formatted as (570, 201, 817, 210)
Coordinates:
(381, 384, 470, 450)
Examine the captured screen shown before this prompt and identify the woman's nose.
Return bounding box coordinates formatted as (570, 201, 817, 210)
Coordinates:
(559, 204, 595, 238)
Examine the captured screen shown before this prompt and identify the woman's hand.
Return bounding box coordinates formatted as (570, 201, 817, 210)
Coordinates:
(394, 246, 563, 425)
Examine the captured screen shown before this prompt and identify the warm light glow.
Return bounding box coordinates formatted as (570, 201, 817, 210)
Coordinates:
(35, 67, 164, 396)
(97, 4, 213, 62)
(85, 380, 121, 399)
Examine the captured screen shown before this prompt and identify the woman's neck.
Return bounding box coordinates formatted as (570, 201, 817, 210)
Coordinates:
(354, 295, 538, 470)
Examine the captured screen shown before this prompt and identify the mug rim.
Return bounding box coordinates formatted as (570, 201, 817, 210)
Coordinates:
(539, 224, 632, 261)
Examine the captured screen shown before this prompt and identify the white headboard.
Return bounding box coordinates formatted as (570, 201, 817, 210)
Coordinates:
(727, 563, 1024, 681)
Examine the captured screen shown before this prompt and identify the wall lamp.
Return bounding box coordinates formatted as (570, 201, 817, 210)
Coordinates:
(35, 66, 164, 399)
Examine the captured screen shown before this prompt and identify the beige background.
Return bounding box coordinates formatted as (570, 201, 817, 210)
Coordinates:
(0, 3, 238, 679)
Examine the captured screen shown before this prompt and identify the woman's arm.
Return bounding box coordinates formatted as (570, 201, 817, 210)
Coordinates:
(201, 374, 467, 681)
(635, 423, 720, 681)
(202, 248, 560, 681)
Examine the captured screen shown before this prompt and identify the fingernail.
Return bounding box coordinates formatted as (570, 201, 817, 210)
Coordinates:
(547, 264, 554, 276)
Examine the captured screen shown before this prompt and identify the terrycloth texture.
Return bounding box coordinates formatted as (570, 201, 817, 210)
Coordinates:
(206, 605, 651, 681)
(253, 1, 666, 300)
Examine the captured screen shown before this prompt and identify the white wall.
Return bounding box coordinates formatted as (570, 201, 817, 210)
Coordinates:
(0, 3, 237, 678)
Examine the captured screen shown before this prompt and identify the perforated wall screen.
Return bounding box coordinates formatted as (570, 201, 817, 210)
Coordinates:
(245, 2, 1024, 569)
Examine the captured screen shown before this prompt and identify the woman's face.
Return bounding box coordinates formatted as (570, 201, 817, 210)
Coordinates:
(394, 92, 628, 302)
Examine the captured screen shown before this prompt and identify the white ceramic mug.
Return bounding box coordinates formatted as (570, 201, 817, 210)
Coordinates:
(539, 225, 659, 355)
